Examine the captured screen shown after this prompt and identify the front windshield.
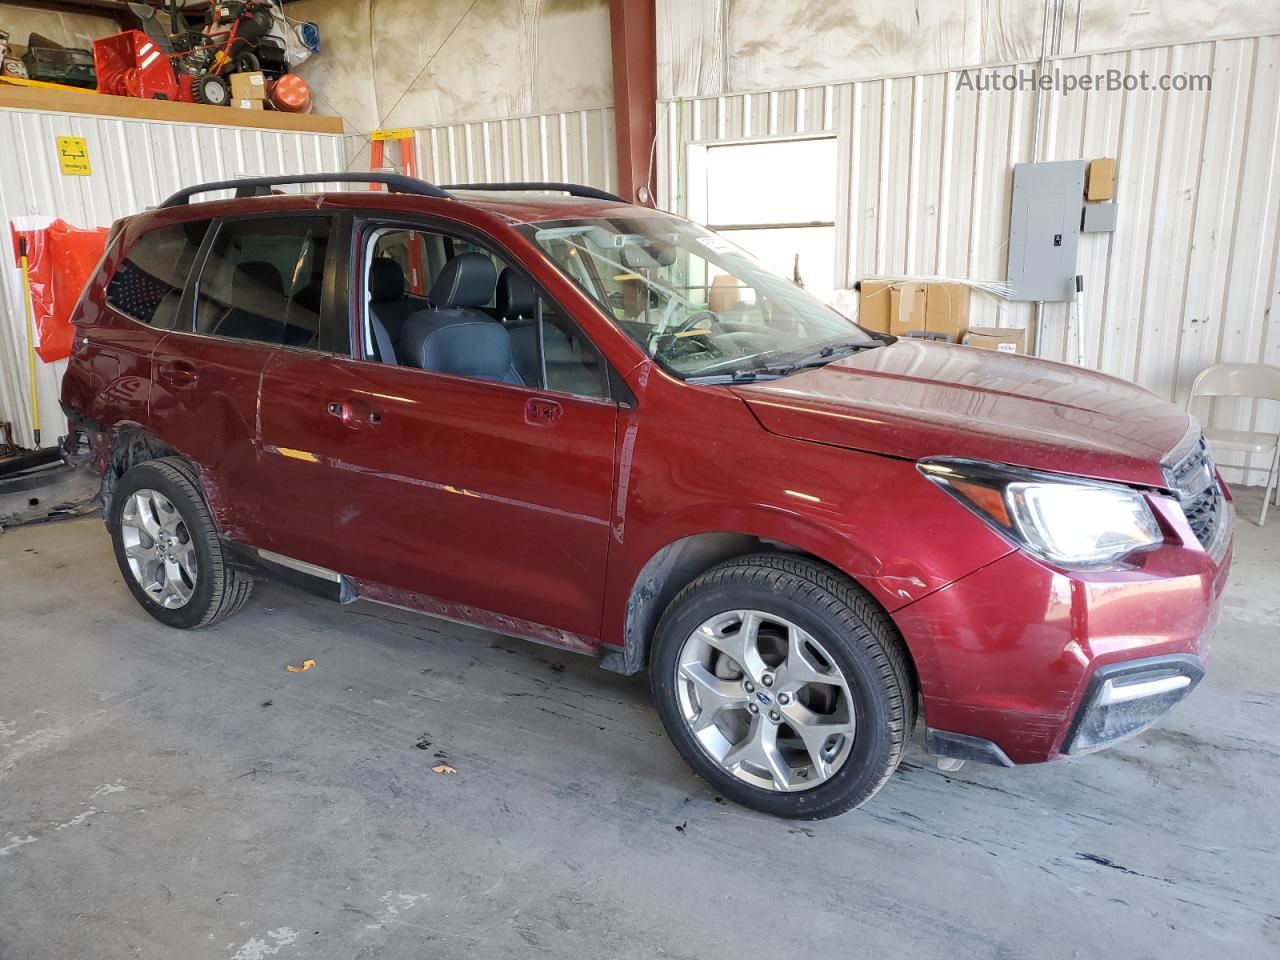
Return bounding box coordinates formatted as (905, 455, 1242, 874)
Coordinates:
(515, 214, 879, 381)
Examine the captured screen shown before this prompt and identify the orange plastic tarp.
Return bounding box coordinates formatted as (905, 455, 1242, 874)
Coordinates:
(10, 219, 109, 363)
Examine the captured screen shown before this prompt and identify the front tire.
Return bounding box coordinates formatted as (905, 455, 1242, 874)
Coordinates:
(109, 458, 253, 629)
(650, 553, 914, 819)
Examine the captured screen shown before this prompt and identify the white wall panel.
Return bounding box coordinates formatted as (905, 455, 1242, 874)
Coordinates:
(659, 34, 1280, 486)
(0, 107, 345, 446)
(289, 0, 612, 134)
(658, 0, 1280, 100)
(361, 107, 618, 196)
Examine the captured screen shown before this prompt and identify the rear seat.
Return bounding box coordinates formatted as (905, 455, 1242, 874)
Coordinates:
(368, 258, 428, 357)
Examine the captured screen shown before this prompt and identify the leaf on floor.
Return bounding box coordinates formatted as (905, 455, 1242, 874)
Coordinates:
(431, 763, 457, 775)
(285, 658, 316, 673)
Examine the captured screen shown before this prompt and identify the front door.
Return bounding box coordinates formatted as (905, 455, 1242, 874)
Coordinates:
(303, 218, 620, 641)
(317, 360, 618, 639)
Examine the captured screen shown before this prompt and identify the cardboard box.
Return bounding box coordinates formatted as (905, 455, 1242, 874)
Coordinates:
(889, 282, 928, 337)
(857, 279, 895, 334)
(230, 71, 268, 100)
(964, 326, 1025, 355)
(924, 282, 971, 341)
(1087, 157, 1115, 201)
(232, 98, 265, 111)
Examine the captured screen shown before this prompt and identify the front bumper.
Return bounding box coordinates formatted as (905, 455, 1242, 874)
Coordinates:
(893, 498, 1232, 765)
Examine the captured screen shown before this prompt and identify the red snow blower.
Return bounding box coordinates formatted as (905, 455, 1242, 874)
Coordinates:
(94, 1, 303, 107)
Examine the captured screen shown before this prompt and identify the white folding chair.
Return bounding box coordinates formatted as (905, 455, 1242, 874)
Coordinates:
(1186, 362, 1280, 526)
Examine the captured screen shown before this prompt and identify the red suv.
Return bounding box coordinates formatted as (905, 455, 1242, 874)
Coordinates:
(62, 173, 1232, 818)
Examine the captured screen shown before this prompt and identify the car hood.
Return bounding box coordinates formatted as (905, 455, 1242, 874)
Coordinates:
(732, 339, 1189, 487)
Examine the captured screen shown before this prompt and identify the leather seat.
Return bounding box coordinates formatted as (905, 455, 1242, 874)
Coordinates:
(400, 253, 523, 384)
(367, 258, 418, 364)
(497, 267, 545, 384)
(497, 266, 538, 322)
(497, 267, 599, 395)
(368, 259, 418, 334)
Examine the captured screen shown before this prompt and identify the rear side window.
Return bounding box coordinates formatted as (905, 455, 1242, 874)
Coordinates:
(193, 217, 331, 350)
(105, 221, 209, 329)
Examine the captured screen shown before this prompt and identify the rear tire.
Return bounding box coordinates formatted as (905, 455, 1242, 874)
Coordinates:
(650, 553, 914, 819)
(109, 457, 253, 629)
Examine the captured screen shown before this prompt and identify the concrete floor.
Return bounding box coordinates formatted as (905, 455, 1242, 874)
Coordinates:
(1, 489, 1277, 960)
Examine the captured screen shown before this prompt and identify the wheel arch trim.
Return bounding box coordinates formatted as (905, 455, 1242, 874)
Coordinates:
(602, 518, 915, 681)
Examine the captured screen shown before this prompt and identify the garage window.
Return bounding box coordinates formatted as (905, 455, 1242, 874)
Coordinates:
(105, 221, 209, 329)
(689, 137, 837, 303)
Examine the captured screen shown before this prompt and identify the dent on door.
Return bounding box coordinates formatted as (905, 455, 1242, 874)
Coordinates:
(147, 333, 275, 544)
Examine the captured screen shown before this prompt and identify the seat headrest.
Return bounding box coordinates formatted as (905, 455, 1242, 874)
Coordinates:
(236, 260, 284, 294)
(429, 252, 496, 309)
(496, 268, 538, 321)
(400, 311, 514, 382)
(369, 258, 405, 302)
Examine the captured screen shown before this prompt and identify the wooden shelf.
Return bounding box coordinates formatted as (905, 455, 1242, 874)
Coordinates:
(0, 83, 344, 135)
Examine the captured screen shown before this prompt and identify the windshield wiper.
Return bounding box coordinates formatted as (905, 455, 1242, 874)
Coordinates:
(769, 340, 882, 374)
(685, 341, 881, 385)
(685, 369, 780, 385)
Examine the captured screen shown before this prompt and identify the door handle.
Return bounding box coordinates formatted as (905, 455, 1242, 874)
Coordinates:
(159, 359, 199, 388)
(525, 397, 563, 425)
(327, 398, 382, 426)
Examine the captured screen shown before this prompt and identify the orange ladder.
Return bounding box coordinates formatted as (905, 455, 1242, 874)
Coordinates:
(370, 128, 425, 294)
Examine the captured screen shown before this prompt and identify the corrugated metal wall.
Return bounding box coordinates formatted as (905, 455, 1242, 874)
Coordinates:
(658, 35, 1280, 485)
(0, 107, 346, 445)
(358, 106, 617, 193)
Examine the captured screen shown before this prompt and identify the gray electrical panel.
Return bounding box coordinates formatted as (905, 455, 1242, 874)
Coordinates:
(1006, 160, 1087, 301)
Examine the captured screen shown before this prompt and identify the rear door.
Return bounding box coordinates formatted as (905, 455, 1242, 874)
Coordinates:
(74, 218, 210, 430)
(252, 214, 349, 566)
(149, 213, 335, 550)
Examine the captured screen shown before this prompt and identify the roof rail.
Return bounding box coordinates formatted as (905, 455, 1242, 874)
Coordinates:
(442, 181, 626, 203)
(159, 173, 454, 208)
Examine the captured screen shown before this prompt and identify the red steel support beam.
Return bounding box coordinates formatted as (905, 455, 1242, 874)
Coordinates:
(608, 0, 657, 204)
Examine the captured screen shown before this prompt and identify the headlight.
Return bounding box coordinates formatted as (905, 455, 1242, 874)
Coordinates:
(920, 460, 1163, 567)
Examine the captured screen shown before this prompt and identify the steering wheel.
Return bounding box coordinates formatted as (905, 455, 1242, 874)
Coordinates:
(671, 310, 719, 336)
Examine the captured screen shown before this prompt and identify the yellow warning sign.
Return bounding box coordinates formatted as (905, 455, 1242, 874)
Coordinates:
(56, 136, 91, 176)
(370, 128, 414, 141)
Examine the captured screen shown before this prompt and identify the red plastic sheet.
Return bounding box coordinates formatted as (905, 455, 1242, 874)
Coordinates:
(10, 219, 109, 363)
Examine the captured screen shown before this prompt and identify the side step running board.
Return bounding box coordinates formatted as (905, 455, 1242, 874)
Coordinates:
(225, 544, 359, 604)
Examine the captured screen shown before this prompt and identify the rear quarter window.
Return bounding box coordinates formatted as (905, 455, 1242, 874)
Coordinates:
(105, 221, 209, 329)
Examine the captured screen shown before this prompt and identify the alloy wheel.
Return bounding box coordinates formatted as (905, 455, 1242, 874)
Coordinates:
(119, 488, 198, 609)
(675, 609, 856, 792)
